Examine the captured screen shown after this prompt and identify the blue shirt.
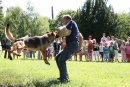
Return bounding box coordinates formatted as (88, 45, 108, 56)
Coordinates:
(103, 46, 109, 53)
(5, 37, 11, 46)
(66, 20, 79, 44)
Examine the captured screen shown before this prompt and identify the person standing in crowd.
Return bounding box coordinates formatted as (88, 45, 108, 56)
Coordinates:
(103, 43, 109, 62)
(27, 33, 35, 59)
(127, 37, 130, 43)
(88, 35, 93, 43)
(106, 36, 111, 47)
(113, 38, 119, 62)
(55, 15, 80, 83)
(120, 40, 126, 62)
(93, 39, 99, 62)
(88, 40, 93, 61)
(47, 44, 54, 60)
(79, 46, 83, 61)
(102, 39, 106, 46)
(125, 42, 130, 62)
(101, 33, 107, 42)
(99, 42, 104, 62)
(4, 36, 11, 59)
(111, 36, 115, 44)
(38, 51, 42, 60)
(73, 33, 83, 61)
(83, 40, 88, 61)
(109, 42, 115, 62)
(22, 48, 28, 59)
(53, 39, 61, 57)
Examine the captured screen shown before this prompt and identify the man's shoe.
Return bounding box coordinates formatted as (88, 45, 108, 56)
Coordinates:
(60, 79, 70, 83)
(57, 78, 60, 80)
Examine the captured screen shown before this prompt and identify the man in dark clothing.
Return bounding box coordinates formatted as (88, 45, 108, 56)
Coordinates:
(55, 15, 82, 83)
(4, 36, 11, 59)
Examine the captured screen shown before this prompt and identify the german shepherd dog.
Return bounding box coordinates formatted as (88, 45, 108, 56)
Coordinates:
(5, 24, 58, 65)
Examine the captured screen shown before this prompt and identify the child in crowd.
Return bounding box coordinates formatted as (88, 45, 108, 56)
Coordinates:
(120, 40, 126, 62)
(125, 42, 130, 62)
(47, 44, 54, 60)
(109, 42, 114, 62)
(79, 48, 83, 61)
(74, 52, 78, 61)
(23, 48, 28, 59)
(93, 39, 99, 62)
(88, 40, 93, 61)
(102, 40, 106, 46)
(38, 51, 42, 60)
(103, 43, 109, 62)
(83, 40, 88, 61)
(113, 38, 119, 62)
(99, 42, 104, 62)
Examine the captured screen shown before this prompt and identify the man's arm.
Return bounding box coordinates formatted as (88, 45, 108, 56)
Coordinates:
(77, 33, 83, 52)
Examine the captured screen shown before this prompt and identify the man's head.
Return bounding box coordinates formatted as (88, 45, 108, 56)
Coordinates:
(62, 15, 72, 25)
(102, 33, 106, 37)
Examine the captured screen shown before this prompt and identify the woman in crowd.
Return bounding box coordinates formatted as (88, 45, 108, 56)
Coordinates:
(23, 48, 28, 59)
(83, 40, 88, 61)
(88, 40, 93, 61)
(93, 39, 99, 62)
(47, 44, 54, 60)
(113, 38, 119, 62)
(120, 40, 126, 62)
(125, 42, 130, 62)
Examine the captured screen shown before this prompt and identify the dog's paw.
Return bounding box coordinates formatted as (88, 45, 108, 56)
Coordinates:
(45, 62, 50, 65)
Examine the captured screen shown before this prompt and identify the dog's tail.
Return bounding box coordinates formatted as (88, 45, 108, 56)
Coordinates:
(5, 23, 16, 42)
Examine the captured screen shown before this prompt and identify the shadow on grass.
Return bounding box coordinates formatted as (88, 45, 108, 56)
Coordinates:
(0, 80, 61, 87)
(33, 79, 61, 87)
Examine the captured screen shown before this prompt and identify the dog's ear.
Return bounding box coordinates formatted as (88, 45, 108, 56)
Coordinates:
(56, 34, 59, 38)
(51, 31, 55, 35)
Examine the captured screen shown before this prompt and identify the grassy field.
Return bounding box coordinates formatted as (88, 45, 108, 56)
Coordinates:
(0, 51, 130, 87)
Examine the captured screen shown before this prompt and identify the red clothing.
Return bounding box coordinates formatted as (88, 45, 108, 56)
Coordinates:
(88, 44, 93, 52)
(126, 46, 130, 54)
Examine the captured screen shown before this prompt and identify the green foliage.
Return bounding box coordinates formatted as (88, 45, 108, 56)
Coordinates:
(0, 0, 4, 42)
(4, 6, 27, 38)
(116, 13, 130, 41)
(55, 9, 77, 28)
(76, 0, 118, 42)
(49, 19, 57, 31)
(4, 2, 50, 39)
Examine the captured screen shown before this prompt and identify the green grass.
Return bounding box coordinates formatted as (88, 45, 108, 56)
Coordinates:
(0, 51, 130, 87)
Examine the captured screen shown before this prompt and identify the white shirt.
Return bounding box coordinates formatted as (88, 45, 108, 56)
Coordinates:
(99, 46, 104, 52)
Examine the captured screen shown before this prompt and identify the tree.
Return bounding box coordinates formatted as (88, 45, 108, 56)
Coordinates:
(0, 0, 4, 42)
(4, 2, 50, 38)
(4, 6, 26, 38)
(55, 9, 77, 29)
(76, 0, 118, 42)
(116, 13, 130, 40)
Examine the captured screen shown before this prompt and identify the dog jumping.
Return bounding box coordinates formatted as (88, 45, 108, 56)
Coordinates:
(5, 23, 58, 65)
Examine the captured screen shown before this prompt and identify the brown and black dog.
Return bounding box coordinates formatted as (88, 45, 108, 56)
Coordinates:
(5, 24, 59, 65)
